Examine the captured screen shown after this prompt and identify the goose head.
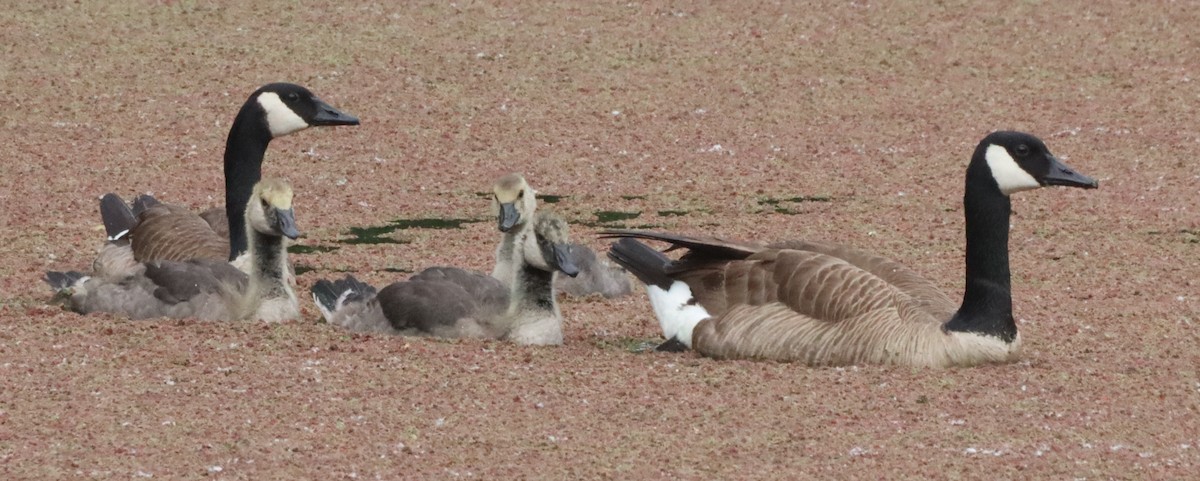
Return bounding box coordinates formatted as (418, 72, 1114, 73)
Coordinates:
(527, 212, 581, 278)
(492, 173, 537, 233)
(252, 83, 361, 138)
(975, 131, 1099, 195)
(245, 178, 301, 240)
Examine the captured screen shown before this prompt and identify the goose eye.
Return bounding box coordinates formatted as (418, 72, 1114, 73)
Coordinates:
(517, 190, 525, 198)
(1014, 144, 1030, 156)
(286, 92, 300, 102)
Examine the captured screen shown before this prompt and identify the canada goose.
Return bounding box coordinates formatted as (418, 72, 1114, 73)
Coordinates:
(312, 211, 581, 345)
(47, 179, 303, 322)
(602, 131, 1098, 367)
(96, 83, 358, 271)
(489, 173, 632, 298)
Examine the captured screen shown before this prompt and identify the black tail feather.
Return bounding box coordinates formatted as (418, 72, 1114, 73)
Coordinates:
(656, 337, 690, 352)
(606, 238, 673, 290)
(599, 229, 759, 260)
(44, 271, 85, 291)
(131, 194, 161, 217)
(312, 275, 377, 311)
(98, 194, 137, 240)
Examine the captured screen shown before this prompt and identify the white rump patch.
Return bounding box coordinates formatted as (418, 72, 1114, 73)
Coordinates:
(108, 229, 130, 241)
(231, 253, 252, 274)
(985, 144, 1040, 195)
(312, 292, 335, 322)
(646, 281, 710, 348)
(944, 330, 1023, 366)
(257, 92, 309, 137)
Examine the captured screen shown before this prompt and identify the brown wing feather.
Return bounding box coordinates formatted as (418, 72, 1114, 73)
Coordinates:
(693, 302, 950, 365)
(676, 247, 958, 365)
(198, 208, 230, 241)
(767, 239, 957, 318)
(681, 249, 918, 324)
(129, 205, 229, 263)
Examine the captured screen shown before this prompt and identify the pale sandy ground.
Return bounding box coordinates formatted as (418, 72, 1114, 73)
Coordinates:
(1, 1, 1198, 479)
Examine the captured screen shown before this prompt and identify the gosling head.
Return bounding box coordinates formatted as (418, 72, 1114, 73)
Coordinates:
(975, 131, 1099, 196)
(491, 173, 536, 233)
(245, 178, 301, 240)
(252, 83, 361, 138)
(527, 211, 580, 278)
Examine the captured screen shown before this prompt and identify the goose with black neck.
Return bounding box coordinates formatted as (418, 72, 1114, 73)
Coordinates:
(95, 83, 358, 278)
(603, 131, 1098, 367)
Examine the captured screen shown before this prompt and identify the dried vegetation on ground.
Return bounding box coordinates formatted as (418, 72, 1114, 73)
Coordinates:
(1, 1, 1197, 479)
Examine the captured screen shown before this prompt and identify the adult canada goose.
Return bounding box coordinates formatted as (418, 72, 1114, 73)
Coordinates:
(602, 131, 1098, 367)
(96, 83, 358, 271)
(489, 173, 632, 298)
(313, 211, 581, 345)
(47, 179, 303, 322)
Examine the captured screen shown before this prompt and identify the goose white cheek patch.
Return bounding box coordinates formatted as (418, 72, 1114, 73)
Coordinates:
(985, 144, 1040, 195)
(257, 92, 310, 137)
(646, 281, 709, 348)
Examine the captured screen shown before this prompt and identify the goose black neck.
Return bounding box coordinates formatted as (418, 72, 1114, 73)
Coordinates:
(224, 106, 272, 261)
(945, 160, 1017, 342)
(512, 264, 556, 313)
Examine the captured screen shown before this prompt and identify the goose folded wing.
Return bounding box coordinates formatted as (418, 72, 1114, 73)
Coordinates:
(689, 249, 943, 363)
(143, 258, 248, 304)
(131, 210, 230, 263)
(378, 268, 508, 337)
(766, 240, 957, 318)
(410, 267, 508, 308)
(198, 208, 230, 241)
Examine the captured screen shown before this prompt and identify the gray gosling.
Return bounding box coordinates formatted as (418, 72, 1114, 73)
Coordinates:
(491, 173, 632, 299)
(313, 211, 580, 345)
(47, 179, 303, 322)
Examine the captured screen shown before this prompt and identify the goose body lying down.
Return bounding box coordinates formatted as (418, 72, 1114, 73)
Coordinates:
(313, 212, 580, 345)
(603, 131, 1098, 367)
(93, 83, 358, 279)
(47, 179, 303, 322)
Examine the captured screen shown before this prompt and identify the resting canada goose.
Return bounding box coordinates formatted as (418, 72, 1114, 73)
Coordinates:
(489, 173, 632, 298)
(313, 211, 581, 345)
(48, 179, 303, 322)
(602, 131, 1098, 367)
(96, 83, 358, 272)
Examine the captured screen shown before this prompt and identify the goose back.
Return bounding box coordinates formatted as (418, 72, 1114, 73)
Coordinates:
(377, 267, 509, 339)
(130, 205, 230, 263)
